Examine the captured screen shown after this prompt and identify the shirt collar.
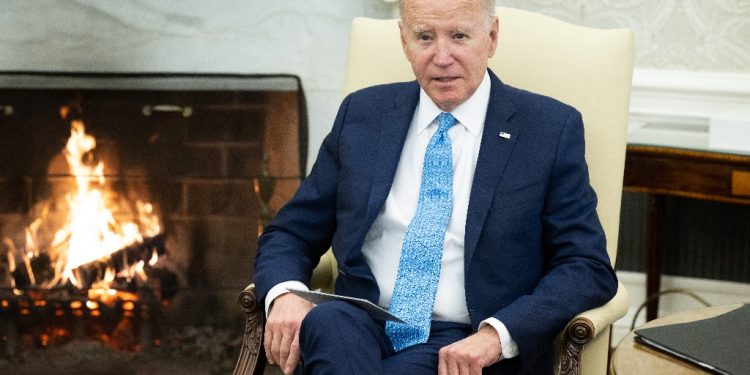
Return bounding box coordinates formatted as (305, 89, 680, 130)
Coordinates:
(415, 70, 490, 137)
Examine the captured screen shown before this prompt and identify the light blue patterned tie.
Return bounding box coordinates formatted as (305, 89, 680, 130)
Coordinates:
(386, 112, 457, 352)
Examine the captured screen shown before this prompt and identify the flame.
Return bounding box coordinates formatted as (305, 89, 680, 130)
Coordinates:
(7, 115, 162, 289)
(60, 120, 148, 274)
(148, 249, 159, 266)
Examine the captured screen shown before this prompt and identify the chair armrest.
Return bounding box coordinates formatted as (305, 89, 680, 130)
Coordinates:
(233, 251, 337, 375)
(233, 284, 265, 375)
(309, 250, 338, 293)
(571, 280, 629, 337)
(557, 281, 629, 375)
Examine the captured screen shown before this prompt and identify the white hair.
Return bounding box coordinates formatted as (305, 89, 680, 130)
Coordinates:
(398, 0, 496, 26)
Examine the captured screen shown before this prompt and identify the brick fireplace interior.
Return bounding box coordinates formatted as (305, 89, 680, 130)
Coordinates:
(0, 72, 305, 373)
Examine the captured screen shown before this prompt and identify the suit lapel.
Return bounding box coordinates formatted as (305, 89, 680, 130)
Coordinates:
(347, 82, 420, 265)
(365, 95, 417, 217)
(464, 72, 519, 270)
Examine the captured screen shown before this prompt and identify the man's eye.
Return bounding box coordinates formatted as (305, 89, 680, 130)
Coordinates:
(417, 34, 432, 41)
(454, 33, 468, 40)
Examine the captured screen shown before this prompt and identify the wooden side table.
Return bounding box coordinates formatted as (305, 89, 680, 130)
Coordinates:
(610, 304, 743, 375)
(623, 145, 750, 321)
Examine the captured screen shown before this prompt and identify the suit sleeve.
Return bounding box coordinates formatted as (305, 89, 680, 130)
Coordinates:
(492, 110, 618, 368)
(253, 95, 351, 307)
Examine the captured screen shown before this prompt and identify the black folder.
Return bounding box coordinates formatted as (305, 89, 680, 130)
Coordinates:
(634, 304, 750, 375)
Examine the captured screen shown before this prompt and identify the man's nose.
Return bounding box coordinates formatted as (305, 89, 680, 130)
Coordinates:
(432, 39, 454, 66)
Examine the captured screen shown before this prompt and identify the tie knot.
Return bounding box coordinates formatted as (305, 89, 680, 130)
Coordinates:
(437, 112, 457, 133)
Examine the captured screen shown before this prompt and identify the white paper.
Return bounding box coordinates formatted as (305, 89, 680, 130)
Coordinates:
(287, 288, 404, 323)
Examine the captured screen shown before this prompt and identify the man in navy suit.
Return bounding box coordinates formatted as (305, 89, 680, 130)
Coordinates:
(254, 0, 617, 374)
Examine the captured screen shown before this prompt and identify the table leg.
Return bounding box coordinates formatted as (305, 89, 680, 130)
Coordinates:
(645, 194, 666, 321)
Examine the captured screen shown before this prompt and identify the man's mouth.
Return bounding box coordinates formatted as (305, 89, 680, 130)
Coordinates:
(434, 77, 458, 83)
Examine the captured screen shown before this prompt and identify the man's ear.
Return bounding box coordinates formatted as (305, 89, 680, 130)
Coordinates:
(488, 16, 499, 58)
(398, 20, 409, 56)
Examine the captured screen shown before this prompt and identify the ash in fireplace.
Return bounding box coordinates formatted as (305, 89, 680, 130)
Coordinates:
(0, 325, 240, 375)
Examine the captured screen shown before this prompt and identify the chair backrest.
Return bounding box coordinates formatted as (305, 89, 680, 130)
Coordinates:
(343, 7, 634, 266)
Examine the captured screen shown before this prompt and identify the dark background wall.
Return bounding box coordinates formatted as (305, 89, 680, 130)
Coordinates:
(616, 192, 750, 283)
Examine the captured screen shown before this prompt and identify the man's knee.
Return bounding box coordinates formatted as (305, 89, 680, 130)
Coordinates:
(298, 301, 387, 374)
(300, 300, 364, 335)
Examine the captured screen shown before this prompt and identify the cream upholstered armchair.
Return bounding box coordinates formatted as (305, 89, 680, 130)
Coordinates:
(235, 7, 633, 375)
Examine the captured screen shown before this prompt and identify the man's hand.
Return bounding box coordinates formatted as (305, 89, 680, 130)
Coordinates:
(264, 293, 313, 375)
(438, 325, 502, 375)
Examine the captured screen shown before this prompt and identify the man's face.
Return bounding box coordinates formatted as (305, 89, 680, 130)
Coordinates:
(399, 0, 498, 112)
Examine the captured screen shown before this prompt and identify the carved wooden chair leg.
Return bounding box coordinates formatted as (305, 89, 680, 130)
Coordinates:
(234, 284, 265, 375)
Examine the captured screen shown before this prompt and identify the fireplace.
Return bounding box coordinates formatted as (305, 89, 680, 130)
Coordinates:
(0, 72, 306, 373)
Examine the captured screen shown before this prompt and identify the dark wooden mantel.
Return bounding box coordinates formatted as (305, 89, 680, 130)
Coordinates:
(622, 144, 750, 321)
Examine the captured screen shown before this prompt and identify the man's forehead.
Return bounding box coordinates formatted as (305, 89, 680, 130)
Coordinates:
(402, 1, 486, 25)
(402, 0, 486, 17)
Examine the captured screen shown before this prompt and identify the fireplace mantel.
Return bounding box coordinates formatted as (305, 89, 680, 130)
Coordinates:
(0, 72, 300, 92)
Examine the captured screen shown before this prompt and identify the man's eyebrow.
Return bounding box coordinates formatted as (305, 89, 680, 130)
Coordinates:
(410, 25, 473, 35)
(449, 26, 473, 35)
(412, 25, 433, 34)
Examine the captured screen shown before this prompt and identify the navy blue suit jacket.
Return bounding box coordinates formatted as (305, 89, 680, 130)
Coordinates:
(255, 70, 617, 373)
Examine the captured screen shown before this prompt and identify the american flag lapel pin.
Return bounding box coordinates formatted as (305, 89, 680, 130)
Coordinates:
(499, 131, 511, 139)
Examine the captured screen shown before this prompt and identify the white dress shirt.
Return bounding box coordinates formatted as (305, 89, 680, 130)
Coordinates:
(267, 71, 518, 359)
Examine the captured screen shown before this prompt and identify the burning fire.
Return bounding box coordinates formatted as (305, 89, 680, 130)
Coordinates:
(3, 108, 162, 290)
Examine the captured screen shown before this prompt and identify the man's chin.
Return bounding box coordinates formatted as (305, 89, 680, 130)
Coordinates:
(428, 93, 463, 112)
